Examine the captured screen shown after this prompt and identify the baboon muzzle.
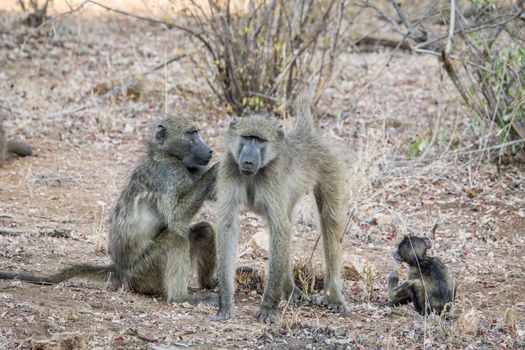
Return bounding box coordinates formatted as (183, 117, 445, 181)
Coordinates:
(239, 145, 259, 176)
(194, 139, 213, 165)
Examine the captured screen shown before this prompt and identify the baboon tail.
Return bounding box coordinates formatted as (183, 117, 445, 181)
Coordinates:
(294, 92, 316, 136)
(7, 141, 32, 157)
(0, 264, 115, 285)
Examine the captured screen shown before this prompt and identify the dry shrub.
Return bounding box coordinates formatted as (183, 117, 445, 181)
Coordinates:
(499, 307, 518, 334)
(173, 0, 347, 115)
(31, 332, 88, 350)
(235, 266, 265, 294)
(453, 303, 481, 335)
(17, 0, 51, 27)
(360, 0, 525, 150)
(293, 260, 324, 296)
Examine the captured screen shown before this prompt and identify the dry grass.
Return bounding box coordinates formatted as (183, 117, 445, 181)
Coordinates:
(0, 2, 524, 349)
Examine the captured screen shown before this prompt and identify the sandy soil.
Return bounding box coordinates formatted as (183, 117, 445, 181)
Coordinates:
(0, 3, 524, 349)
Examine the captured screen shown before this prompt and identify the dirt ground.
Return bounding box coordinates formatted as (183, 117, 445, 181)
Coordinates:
(0, 3, 524, 349)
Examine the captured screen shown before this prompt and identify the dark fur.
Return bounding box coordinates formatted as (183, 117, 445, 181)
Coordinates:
(0, 116, 217, 303)
(0, 120, 32, 167)
(387, 236, 456, 316)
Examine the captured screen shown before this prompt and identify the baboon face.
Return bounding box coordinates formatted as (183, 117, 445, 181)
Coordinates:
(394, 236, 431, 265)
(228, 115, 284, 177)
(155, 117, 213, 169)
(236, 135, 267, 176)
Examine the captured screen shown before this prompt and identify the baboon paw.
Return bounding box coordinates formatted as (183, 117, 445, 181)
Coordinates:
(255, 306, 280, 323)
(210, 308, 234, 321)
(314, 295, 349, 313)
(388, 270, 399, 282)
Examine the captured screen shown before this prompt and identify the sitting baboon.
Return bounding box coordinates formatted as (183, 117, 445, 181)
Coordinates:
(212, 95, 347, 323)
(0, 116, 218, 303)
(0, 119, 32, 167)
(386, 235, 456, 316)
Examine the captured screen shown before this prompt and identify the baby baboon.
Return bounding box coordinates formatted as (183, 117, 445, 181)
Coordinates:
(0, 120, 32, 167)
(386, 235, 456, 316)
(0, 116, 218, 303)
(212, 96, 347, 323)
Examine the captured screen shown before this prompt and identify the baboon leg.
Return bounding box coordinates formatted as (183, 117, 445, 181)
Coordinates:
(313, 174, 347, 312)
(189, 221, 217, 289)
(255, 216, 292, 323)
(124, 237, 166, 296)
(388, 280, 417, 307)
(410, 280, 429, 315)
(164, 233, 191, 303)
(123, 231, 190, 302)
(212, 194, 240, 321)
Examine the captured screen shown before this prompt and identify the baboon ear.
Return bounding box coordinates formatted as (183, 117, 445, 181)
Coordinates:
(277, 124, 284, 139)
(155, 124, 167, 142)
(229, 117, 240, 130)
(423, 238, 432, 249)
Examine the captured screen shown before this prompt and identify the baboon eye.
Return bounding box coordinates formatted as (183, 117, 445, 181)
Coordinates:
(185, 129, 199, 137)
(243, 135, 266, 143)
(155, 125, 167, 141)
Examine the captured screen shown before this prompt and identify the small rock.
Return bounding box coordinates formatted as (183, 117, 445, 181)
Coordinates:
(369, 213, 393, 226)
(248, 230, 269, 256)
(342, 255, 368, 280)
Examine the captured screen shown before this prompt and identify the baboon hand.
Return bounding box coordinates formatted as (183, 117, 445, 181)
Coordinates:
(388, 270, 399, 283)
(205, 163, 219, 199)
(210, 307, 234, 321)
(255, 305, 280, 323)
(314, 295, 349, 313)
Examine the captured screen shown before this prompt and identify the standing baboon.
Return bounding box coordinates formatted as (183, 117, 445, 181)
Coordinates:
(386, 235, 456, 316)
(0, 120, 32, 167)
(0, 116, 218, 303)
(212, 96, 347, 323)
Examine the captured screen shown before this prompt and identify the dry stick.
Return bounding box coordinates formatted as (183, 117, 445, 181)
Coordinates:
(0, 226, 71, 238)
(420, 10, 452, 162)
(46, 52, 189, 119)
(445, 0, 456, 56)
(393, 138, 525, 165)
(420, 81, 443, 160)
(415, 11, 523, 51)
(71, 0, 215, 57)
(28, 175, 74, 197)
(356, 0, 402, 35)
(350, 31, 411, 106)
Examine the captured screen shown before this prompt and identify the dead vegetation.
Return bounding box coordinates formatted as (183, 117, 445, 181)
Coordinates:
(0, 1, 524, 349)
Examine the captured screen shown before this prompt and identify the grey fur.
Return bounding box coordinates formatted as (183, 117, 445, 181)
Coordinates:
(212, 95, 348, 323)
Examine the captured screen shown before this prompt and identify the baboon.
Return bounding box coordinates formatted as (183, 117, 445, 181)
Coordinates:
(212, 96, 347, 323)
(0, 116, 218, 303)
(386, 235, 456, 316)
(0, 120, 32, 167)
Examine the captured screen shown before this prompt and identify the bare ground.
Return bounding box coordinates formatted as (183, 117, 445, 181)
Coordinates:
(0, 5, 524, 350)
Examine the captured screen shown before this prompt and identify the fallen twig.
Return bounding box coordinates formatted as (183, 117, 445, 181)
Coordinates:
(0, 227, 71, 238)
(28, 176, 75, 197)
(126, 328, 162, 343)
